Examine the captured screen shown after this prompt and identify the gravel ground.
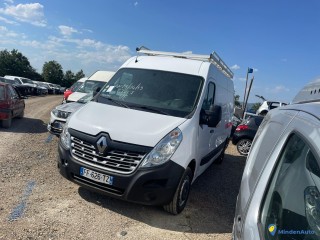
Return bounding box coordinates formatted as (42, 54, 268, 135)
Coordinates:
(0, 95, 246, 240)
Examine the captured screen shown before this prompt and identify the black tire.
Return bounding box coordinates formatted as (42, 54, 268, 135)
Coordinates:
(259, 111, 268, 116)
(163, 167, 193, 215)
(2, 115, 12, 128)
(236, 138, 252, 155)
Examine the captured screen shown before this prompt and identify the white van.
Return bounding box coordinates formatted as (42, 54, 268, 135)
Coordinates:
(233, 77, 320, 239)
(58, 48, 234, 214)
(66, 71, 114, 103)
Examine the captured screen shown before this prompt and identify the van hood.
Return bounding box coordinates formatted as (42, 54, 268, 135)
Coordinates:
(56, 102, 83, 113)
(67, 92, 87, 102)
(68, 102, 187, 147)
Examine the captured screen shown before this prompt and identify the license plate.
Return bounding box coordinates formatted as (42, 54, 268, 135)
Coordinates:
(80, 167, 114, 185)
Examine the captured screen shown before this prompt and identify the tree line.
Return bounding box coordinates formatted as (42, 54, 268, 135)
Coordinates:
(0, 49, 85, 88)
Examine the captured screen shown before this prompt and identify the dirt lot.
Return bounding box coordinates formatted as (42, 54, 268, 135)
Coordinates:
(0, 95, 246, 240)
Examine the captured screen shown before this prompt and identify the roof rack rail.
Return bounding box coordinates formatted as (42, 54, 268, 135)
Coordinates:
(136, 46, 234, 79)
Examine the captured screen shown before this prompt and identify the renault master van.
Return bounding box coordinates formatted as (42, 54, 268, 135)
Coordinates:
(58, 47, 234, 214)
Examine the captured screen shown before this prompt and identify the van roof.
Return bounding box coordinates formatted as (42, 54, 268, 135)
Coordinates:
(136, 47, 234, 79)
(292, 77, 320, 104)
(87, 71, 115, 82)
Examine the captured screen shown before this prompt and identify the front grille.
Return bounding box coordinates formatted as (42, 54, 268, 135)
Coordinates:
(70, 136, 147, 174)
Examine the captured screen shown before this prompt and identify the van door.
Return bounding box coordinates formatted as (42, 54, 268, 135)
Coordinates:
(197, 82, 220, 175)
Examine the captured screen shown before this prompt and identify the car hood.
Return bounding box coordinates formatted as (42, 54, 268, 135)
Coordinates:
(56, 102, 83, 113)
(67, 92, 87, 102)
(68, 102, 187, 147)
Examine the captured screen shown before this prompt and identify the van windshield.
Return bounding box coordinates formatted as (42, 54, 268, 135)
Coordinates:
(97, 68, 203, 118)
(77, 80, 107, 94)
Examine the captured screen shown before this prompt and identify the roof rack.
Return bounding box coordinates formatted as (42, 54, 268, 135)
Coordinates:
(136, 46, 234, 79)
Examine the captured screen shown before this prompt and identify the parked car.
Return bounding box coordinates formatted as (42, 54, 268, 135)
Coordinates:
(33, 81, 48, 95)
(233, 77, 320, 239)
(232, 114, 264, 155)
(48, 93, 93, 136)
(4, 75, 41, 95)
(256, 100, 287, 116)
(66, 71, 114, 102)
(63, 77, 87, 103)
(58, 47, 234, 214)
(41, 82, 56, 94)
(0, 82, 25, 128)
(0, 77, 30, 97)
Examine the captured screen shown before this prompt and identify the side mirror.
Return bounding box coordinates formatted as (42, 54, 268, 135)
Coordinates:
(200, 105, 222, 128)
(93, 87, 101, 96)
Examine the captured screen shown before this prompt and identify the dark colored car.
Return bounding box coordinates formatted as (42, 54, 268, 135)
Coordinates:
(0, 77, 31, 96)
(0, 82, 25, 128)
(232, 115, 264, 155)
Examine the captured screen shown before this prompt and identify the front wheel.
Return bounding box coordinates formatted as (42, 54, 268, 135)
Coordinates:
(163, 167, 193, 215)
(236, 138, 252, 155)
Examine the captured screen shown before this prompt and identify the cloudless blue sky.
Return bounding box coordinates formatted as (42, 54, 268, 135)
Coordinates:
(0, 0, 319, 103)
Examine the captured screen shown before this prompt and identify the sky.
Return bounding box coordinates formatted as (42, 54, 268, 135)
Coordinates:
(0, 0, 319, 103)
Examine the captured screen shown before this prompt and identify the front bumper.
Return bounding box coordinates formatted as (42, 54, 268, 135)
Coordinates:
(58, 142, 185, 206)
(47, 120, 65, 136)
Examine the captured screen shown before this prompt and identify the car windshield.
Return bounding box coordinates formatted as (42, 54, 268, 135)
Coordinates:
(77, 80, 106, 94)
(21, 78, 34, 84)
(0, 86, 4, 100)
(97, 68, 203, 118)
(70, 82, 83, 92)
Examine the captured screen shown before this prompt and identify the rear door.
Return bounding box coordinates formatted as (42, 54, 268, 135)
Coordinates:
(8, 85, 23, 117)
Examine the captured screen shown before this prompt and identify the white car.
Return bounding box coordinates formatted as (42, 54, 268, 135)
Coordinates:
(233, 77, 320, 239)
(48, 93, 93, 136)
(256, 100, 287, 116)
(58, 47, 234, 214)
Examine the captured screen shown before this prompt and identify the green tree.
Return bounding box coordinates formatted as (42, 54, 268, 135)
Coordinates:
(0, 49, 41, 80)
(63, 70, 75, 88)
(251, 102, 262, 112)
(75, 69, 85, 80)
(234, 94, 241, 107)
(42, 60, 63, 84)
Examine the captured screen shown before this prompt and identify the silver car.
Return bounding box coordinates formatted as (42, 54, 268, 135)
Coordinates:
(48, 93, 93, 136)
(233, 78, 320, 240)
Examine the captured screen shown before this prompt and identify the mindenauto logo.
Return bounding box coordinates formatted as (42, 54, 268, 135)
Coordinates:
(268, 224, 277, 236)
(268, 224, 315, 236)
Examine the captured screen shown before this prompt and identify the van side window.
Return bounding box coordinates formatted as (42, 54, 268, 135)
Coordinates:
(259, 134, 320, 239)
(202, 82, 215, 111)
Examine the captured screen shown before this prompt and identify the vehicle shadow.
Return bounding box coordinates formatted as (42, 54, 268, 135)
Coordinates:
(0, 117, 47, 134)
(78, 151, 246, 234)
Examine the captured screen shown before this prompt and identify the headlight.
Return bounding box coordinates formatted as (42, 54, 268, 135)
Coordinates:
(52, 108, 59, 117)
(52, 109, 71, 119)
(60, 122, 71, 149)
(141, 128, 183, 168)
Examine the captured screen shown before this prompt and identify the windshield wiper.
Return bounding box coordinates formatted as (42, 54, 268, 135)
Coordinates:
(134, 105, 169, 115)
(100, 96, 130, 108)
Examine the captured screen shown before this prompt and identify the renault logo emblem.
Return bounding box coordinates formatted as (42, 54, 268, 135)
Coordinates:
(97, 136, 107, 154)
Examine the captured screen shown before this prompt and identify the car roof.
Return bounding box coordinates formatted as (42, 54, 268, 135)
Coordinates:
(281, 102, 320, 120)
